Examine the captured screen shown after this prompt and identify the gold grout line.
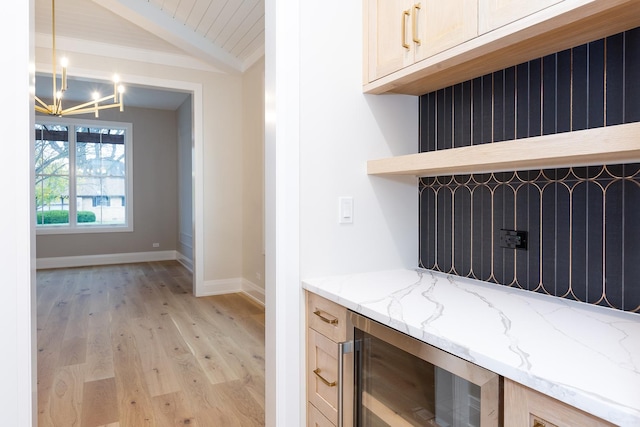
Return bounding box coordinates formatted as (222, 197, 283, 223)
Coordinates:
(604, 37, 608, 126)
(570, 47, 574, 131)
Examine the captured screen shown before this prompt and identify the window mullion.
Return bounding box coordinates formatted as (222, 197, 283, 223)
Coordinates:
(69, 125, 78, 227)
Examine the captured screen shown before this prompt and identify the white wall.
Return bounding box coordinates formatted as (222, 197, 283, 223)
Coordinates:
(266, 0, 418, 425)
(3, 1, 36, 425)
(299, 9, 418, 279)
(177, 95, 194, 270)
(242, 57, 266, 301)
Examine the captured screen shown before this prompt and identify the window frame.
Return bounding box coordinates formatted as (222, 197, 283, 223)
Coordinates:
(35, 117, 134, 235)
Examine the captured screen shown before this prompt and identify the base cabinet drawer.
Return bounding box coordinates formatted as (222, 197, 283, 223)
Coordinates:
(307, 291, 347, 342)
(308, 403, 336, 427)
(504, 378, 615, 427)
(307, 328, 339, 425)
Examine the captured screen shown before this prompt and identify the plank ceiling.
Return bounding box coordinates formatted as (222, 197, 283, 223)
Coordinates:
(34, 0, 265, 74)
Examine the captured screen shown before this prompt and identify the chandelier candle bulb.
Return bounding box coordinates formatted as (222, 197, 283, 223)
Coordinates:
(113, 75, 120, 103)
(93, 92, 99, 118)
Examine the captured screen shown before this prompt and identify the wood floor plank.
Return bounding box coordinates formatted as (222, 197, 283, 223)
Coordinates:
(151, 391, 196, 427)
(110, 317, 157, 426)
(37, 316, 72, 415)
(84, 311, 115, 382)
(169, 352, 225, 411)
(128, 315, 182, 397)
(143, 305, 192, 358)
(63, 291, 90, 341)
(211, 379, 265, 426)
(37, 261, 265, 426)
(81, 377, 119, 427)
(41, 364, 84, 427)
(168, 309, 240, 385)
(57, 336, 88, 367)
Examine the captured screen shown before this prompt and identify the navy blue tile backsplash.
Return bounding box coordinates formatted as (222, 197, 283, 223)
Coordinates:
(418, 28, 640, 313)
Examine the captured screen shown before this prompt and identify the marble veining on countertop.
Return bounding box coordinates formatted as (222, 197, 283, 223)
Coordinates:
(302, 268, 640, 427)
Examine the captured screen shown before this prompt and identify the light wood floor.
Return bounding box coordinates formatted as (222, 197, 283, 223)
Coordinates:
(36, 261, 265, 427)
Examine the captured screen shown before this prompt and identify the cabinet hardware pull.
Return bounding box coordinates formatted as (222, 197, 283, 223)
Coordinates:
(402, 9, 410, 49)
(412, 3, 421, 45)
(533, 420, 546, 427)
(313, 368, 337, 387)
(313, 309, 338, 325)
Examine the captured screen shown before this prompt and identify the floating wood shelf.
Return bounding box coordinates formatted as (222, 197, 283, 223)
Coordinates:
(367, 122, 640, 177)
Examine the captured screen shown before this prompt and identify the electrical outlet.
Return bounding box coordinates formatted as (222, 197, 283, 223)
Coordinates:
(499, 229, 527, 250)
(152, 243, 160, 248)
(256, 272, 262, 281)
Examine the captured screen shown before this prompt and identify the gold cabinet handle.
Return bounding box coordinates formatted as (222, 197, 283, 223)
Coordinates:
(412, 3, 421, 45)
(313, 368, 337, 387)
(402, 9, 410, 49)
(313, 309, 338, 325)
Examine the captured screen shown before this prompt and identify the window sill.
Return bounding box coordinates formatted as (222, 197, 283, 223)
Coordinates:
(36, 224, 133, 235)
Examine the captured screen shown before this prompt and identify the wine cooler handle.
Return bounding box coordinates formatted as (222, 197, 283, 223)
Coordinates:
(338, 341, 354, 427)
(338, 341, 345, 427)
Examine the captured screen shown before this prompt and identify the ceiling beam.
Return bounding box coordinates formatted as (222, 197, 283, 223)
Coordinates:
(92, 0, 244, 74)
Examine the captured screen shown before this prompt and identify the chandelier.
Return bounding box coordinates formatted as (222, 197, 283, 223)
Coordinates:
(35, 0, 125, 117)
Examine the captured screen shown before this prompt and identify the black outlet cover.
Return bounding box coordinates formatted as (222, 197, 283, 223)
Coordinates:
(499, 229, 528, 250)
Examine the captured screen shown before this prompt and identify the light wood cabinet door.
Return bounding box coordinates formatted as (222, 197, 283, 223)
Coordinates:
(414, 0, 478, 62)
(308, 329, 340, 425)
(366, 0, 479, 82)
(366, 0, 415, 82)
(478, 0, 563, 34)
(308, 403, 336, 427)
(504, 378, 616, 427)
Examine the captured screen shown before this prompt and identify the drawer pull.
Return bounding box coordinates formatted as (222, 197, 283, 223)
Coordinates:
(313, 368, 337, 387)
(412, 3, 421, 45)
(402, 9, 410, 49)
(313, 309, 338, 325)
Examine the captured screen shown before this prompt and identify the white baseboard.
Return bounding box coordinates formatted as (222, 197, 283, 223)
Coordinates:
(37, 253, 265, 305)
(199, 277, 244, 296)
(242, 279, 266, 305)
(176, 252, 193, 272)
(36, 250, 177, 270)
(199, 277, 265, 306)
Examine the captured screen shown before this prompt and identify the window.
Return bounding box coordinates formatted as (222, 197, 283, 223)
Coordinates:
(35, 118, 133, 234)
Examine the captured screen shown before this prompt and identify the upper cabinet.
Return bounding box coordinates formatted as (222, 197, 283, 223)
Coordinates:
(366, 0, 477, 82)
(478, 0, 563, 34)
(363, 0, 640, 95)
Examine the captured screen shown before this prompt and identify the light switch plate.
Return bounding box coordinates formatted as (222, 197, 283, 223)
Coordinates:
(339, 196, 353, 224)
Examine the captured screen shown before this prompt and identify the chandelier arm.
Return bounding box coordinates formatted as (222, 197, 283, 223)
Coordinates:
(35, 105, 52, 115)
(56, 96, 63, 116)
(34, 95, 50, 110)
(59, 94, 116, 114)
(60, 103, 123, 116)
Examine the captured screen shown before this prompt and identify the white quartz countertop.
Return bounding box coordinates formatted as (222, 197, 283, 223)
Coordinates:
(302, 269, 640, 426)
